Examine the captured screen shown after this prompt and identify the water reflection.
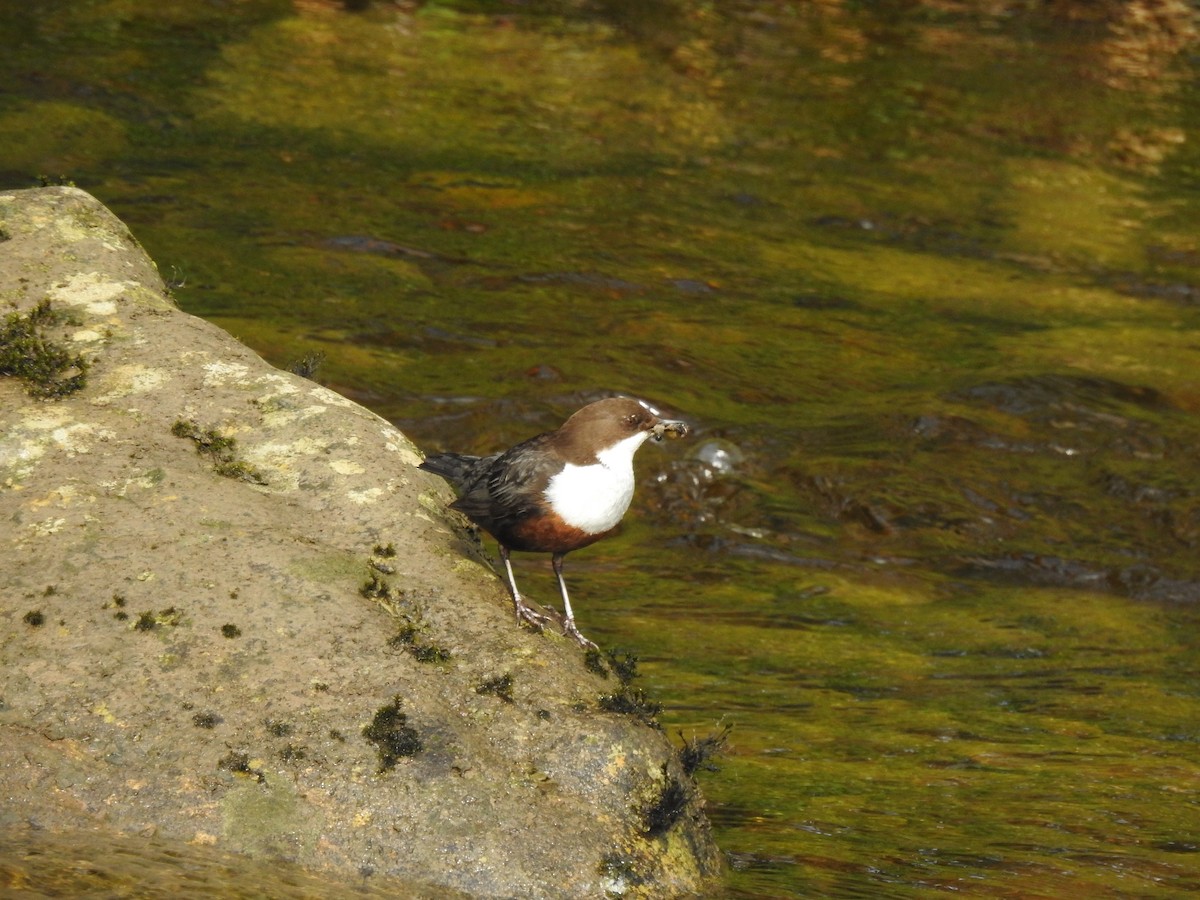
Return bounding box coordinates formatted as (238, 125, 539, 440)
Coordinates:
(0, 827, 466, 898)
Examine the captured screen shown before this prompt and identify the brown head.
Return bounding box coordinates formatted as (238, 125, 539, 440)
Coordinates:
(552, 397, 689, 465)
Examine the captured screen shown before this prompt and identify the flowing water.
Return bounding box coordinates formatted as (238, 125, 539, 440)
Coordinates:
(3, 1, 1200, 896)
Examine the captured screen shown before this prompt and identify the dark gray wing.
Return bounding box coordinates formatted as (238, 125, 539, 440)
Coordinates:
(450, 434, 557, 538)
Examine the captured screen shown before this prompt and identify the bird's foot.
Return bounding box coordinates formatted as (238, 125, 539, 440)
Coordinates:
(561, 616, 598, 650)
(514, 598, 552, 630)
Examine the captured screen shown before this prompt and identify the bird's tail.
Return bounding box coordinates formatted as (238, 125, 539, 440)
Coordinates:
(418, 452, 481, 489)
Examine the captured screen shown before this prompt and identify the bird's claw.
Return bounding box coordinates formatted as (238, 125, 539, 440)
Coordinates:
(514, 600, 552, 630)
(562, 618, 598, 650)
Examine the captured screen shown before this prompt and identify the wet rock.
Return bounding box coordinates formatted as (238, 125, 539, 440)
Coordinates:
(806, 474, 894, 535)
(0, 187, 721, 898)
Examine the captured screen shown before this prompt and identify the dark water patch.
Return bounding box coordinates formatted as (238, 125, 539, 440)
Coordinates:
(664, 529, 843, 568)
(639, 606, 853, 631)
(1110, 273, 1200, 306)
(1098, 471, 1182, 505)
(955, 554, 1200, 605)
(322, 234, 440, 260)
(667, 277, 716, 294)
(516, 270, 646, 294)
(952, 374, 1169, 418)
(726, 850, 800, 874)
(352, 325, 499, 352)
(724, 541, 842, 569)
(930, 645, 1050, 660)
(1148, 244, 1200, 268)
(1059, 853, 1200, 889)
(936, 382, 1174, 457)
(791, 292, 864, 311)
(955, 553, 1108, 589)
(927, 665, 1132, 684)
(911, 412, 1042, 454)
(819, 680, 901, 702)
(1108, 564, 1200, 604)
(933, 308, 1053, 335)
(723, 191, 770, 207)
(904, 726, 1016, 743)
(707, 803, 786, 831)
(811, 211, 997, 260)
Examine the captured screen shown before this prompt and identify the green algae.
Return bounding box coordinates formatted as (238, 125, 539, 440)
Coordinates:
(197, 13, 728, 168)
(643, 566, 1200, 896)
(0, 101, 127, 175)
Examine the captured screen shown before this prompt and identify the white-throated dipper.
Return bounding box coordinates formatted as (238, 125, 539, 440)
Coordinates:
(419, 397, 689, 649)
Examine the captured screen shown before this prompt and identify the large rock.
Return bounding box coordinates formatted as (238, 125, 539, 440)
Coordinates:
(0, 187, 721, 897)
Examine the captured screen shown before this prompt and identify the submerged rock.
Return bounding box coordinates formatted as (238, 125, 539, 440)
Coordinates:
(0, 187, 721, 898)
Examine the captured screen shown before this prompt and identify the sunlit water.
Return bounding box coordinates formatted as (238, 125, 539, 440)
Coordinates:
(0, 827, 464, 898)
(3, 1, 1200, 896)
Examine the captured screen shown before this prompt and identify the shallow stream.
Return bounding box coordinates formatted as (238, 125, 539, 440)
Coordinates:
(3, 1, 1200, 896)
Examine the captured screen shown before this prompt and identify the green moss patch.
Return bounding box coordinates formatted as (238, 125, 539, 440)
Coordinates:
(0, 299, 89, 398)
(475, 673, 515, 703)
(677, 724, 731, 776)
(598, 688, 663, 727)
(640, 767, 691, 838)
(362, 697, 423, 772)
(386, 623, 452, 663)
(171, 419, 267, 484)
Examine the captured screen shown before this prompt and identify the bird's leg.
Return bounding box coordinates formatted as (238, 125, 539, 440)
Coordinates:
(499, 544, 550, 628)
(552, 553, 597, 650)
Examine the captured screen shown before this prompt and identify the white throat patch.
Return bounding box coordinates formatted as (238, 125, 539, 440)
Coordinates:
(543, 431, 650, 534)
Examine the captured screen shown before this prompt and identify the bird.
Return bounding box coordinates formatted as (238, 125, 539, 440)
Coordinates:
(418, 397, 689, 649)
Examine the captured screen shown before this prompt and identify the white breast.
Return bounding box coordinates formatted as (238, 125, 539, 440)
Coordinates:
(543, 431, 650, 534)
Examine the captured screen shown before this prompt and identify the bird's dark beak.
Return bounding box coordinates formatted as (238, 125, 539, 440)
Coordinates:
(650, 419, 689, 442)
